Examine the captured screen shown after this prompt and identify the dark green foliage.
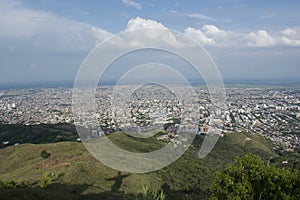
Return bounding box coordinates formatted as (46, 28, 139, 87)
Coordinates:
(210, 154, 300, 200)
(0, 123, 78, 148)
(271, 151, 300, 170)
(40, 150, 51, 159)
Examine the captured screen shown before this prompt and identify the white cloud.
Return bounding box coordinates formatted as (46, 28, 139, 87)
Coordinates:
(279, 28, 300, 47)
(185, 13, 215, 21)
(0, 0, 299, 54)
(170, 10, 215, 21)
(281, 28, 297, 37)
(246, 30, 276, 47)
(122, 0, 141, 10)
(184, 25, 239, 47)
(126, 17, 167, 30)
(123, 17, 180, 47)
(184, 27, 215, 45)
(245, 29, 300, 47)
(202, 25, 237, 42)
(278, 36, 300, 47)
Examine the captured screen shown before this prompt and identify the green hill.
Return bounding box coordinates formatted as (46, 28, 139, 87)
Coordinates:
(0, 131, 278, 199)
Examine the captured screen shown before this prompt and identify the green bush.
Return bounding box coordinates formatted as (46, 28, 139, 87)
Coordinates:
(0, 179, 32, 189)
(39, 171, 63, 189)
(40, 150, 51, 159)
(40, 172, 52, 189)
(210, 154, 300, 200)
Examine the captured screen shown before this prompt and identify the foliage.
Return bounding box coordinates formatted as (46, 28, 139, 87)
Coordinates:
(0, 128, 292, 199)
(39, 171, 62, 189)
(210, 154, 300, 200)
(39, 172, 52, 189)
(40, 150, 51, 158)
(135, 185, 166, 200)
(0, 123, 78, 148)
(0, 179, 32, 189)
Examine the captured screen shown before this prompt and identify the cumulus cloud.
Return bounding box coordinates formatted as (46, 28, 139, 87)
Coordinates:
(281, 28, 296, 36)
(184, 27, 215, 45)
(246, 29, 300, 47)
(184, 25, 300, 48)
(0, 0, 299, 53)
(125, 17, 167, 31)
(246, 30, 276, 47)
(122, 0, 141, 10)
(202, 25, 238, 44)
(184, 25, 239, 47)
(123, 17, 180, 47)
(278, 36, 300, 47)
(123, 18, 300, 48)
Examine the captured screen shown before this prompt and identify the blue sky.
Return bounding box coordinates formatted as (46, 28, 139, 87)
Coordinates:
(0, 0, 300, 84)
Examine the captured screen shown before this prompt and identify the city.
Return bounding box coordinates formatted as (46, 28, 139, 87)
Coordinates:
(1, 85, 299, 152)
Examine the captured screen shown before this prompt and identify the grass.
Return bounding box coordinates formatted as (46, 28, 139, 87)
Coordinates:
(0, 131, 278, 199)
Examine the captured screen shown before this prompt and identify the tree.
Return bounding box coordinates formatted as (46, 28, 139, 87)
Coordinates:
(40, 150, 51, 159)
(210, 154, 300, 200)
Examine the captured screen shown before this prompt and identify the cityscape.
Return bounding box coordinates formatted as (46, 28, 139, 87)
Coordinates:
(1, 85, 299, 152)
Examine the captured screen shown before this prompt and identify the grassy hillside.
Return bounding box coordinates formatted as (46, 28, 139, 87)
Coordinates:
(0, 131, 277, 199)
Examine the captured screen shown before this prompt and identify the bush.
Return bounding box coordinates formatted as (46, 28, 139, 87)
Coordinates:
(40, 150, 51, 159)
(39, 171, 63, 189)
(40, 172, 52, 189)
(136, 185, 166, 200)
(210, 154, 300, 200)
(0, 179, 32, 189)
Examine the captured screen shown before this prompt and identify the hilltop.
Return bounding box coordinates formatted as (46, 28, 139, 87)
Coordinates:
(0, 130, 281, 199)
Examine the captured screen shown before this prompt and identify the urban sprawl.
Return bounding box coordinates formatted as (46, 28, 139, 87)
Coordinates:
(0, 85, 299, 152)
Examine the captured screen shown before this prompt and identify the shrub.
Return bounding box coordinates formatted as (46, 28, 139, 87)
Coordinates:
(40, 171, 52, 189)
(40, 150, 51, 159)
(210, 154, 300, 200)
(0, 179, 32, 189)
(136, 185, 166, 200)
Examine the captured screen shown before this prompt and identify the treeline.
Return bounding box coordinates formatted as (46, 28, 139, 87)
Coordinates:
(0, 123, 78, 148)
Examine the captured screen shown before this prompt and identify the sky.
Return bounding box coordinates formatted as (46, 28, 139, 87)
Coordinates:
(0, 0, 300, 85)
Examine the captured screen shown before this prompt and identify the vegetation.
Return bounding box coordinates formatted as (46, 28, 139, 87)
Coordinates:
(0, 123, 78, 148)
(40, 150, 51, 159)
(271, 151, 300, 170)
(135, 185, 166, 200)
(210, 154, 300, 200)
(0, 180, 33, 189)
(0, 125, 298, 199)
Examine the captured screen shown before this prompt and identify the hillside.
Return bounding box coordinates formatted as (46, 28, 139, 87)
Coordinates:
(0, 131, 278, 199)
(0, 123, 78, 148)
